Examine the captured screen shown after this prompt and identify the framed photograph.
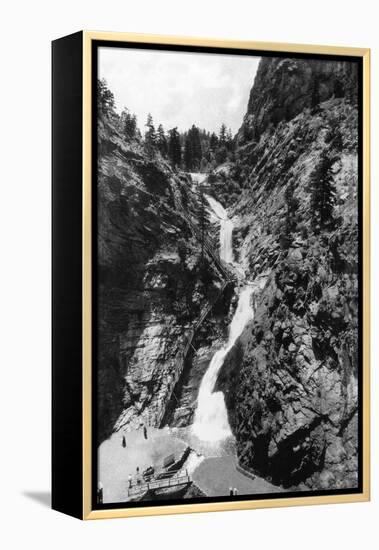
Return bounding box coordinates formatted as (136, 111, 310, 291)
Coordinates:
(52, 31, 370, 520)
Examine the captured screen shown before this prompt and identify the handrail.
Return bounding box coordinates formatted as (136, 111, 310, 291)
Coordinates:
(128, 474, 191, 497)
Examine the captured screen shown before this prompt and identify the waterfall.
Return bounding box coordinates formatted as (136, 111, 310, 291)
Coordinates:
(189, 172, 206, 185)
(206, 196, 234, 264)
(191, 193, 254, 442)
(192, 286, 255, 442)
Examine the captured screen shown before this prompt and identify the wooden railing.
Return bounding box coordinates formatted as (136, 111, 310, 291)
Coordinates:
(128, 473, 191, 498)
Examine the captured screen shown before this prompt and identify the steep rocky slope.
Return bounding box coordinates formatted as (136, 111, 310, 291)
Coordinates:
(216, 57, 360, 490)
(97, 113, 230, 443)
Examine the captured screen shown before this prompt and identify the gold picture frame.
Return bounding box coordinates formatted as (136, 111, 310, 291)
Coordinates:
(52, 31, 370, 520)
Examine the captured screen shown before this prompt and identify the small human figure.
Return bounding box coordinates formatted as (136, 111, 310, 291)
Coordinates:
(229, 487, 233, 496)
(128, 474, 132, 488)
(122, 435, 126, 448)
(233, 488, 238, 496)
(97, 481, 103, 504)
(143, 425, 148, 440)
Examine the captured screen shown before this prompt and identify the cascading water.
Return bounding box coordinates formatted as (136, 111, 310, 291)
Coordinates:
(192, 286, 255, 442)
(192, 193, 255, 442)
(206, 196, 234, 264)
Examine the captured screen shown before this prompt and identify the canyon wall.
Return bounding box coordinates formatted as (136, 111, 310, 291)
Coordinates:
(97, 113, 227, 443)
(216, 57, 360, 490)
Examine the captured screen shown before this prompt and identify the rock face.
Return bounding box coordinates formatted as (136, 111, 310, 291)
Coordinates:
(237, 57, 358, 143)
(97, 114, 228, 443)
(216, 56, 360, 490)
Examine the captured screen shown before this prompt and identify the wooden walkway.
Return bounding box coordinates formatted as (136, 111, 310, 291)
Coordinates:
(128, 473, 191, 498)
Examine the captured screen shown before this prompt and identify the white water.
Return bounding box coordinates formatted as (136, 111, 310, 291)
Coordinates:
(192, 192, 255, 442)
(189, 172, 207, 185)
(192, 286, 255, 442)
(206, 196, 234, 264)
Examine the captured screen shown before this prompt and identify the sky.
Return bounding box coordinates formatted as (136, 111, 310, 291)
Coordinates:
(98, 47, 260, 135)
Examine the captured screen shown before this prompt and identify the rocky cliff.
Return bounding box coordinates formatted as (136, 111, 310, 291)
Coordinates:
(238, 56, 358, 143)
(216, 56, 360, 490)
(97, 113, 229, 443)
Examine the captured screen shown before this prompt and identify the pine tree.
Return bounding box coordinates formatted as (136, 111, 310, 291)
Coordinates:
(156, 124, 168, 157)
(144, 113, 156, 150)
(184, 133, 193, 171)
(97, 79, 115, 116)
(226, 128, 234, 151)
(183, 125, 202, 171)
(209, 132, 218, 151)
(168, 127, 182, 168)
(121, 108, 137, 140)
(309, 152, 336, 231)
(191, 125, 202, 169)
(219, 123, 227, 145)
(215, 145, 228, 164)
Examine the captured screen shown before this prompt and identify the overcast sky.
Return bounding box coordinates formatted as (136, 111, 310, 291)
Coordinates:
(98, 47, 260, 134)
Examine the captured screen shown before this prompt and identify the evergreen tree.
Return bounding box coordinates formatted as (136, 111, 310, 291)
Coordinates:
(219, 123, 227, 145)
(209, 132, 219, 151)
(156, 124, 168, 156)
(226, 128, 234, 151)
(191, 125, 202, 169)
(184, 125, 202, 171)
(309, 151, 336, 231)
(168, 127, 182, 168)
(184, 134, 192, 171)
(144, 113, 156, 149)
(215, 145, 228, 164)
(120, 108, 137, 139)
(97, 79, 115, 116)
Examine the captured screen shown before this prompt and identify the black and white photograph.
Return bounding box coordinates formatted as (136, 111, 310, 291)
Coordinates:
(95, 44, 362, 507)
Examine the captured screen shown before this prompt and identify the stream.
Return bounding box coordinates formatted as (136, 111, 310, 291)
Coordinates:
(191, 188, 255, 443)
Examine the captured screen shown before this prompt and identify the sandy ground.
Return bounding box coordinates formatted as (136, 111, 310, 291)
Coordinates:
(99, 425, 282, 503)
(98, 427, 187, 503)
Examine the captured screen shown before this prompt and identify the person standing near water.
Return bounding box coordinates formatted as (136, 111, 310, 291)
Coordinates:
(143, 425, 148, 440)
(122, 435, 126, 447)
(128, 474, 132, 488)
